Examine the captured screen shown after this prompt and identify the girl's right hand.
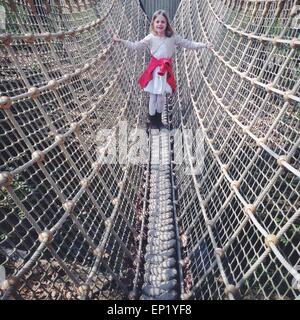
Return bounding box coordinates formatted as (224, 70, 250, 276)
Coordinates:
(112, 34, 121, 42)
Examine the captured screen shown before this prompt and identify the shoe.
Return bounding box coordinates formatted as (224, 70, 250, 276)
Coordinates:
(156, 112, 165, 129)
(149, 114, 158, 129)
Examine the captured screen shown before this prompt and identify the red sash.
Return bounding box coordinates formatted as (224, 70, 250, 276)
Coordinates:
(139, 55, 176, 92)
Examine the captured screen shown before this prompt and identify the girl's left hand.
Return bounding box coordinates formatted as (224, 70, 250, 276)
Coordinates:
(206, 42, 213, 49)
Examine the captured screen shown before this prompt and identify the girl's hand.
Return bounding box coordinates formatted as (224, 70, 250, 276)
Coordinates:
(113, 34, 121, 42)
(206, 42, 213, 49)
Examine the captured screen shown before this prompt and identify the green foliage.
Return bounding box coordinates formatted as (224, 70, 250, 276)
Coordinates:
(268, 18, 282, 36)
(296, 104, 300, 120)
(0, 175, 31, 241)
(0, 174, 31, 217)
(1, 174, 30, 202)
(0, 233, 7, 241)
(279, 223, 300, 246)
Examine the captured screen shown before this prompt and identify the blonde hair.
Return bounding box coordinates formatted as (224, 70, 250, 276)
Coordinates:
(150, 10, 174, 38)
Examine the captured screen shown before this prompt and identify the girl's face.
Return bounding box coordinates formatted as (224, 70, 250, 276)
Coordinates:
(153, 15, 167, 35)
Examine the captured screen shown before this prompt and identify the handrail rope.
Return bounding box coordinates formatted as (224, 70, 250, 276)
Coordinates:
(0, 0, 117, 43)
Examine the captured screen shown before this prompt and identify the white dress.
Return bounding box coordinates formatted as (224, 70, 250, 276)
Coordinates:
(121, 33, 208, 95)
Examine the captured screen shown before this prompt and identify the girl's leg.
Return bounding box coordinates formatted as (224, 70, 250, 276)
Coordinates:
(149, 93, 158, 116)
(155, 94, 166, 128)
(156, 94, 166, 113)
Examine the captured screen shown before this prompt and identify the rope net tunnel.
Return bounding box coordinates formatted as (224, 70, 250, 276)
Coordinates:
(0, 0, 299, 300)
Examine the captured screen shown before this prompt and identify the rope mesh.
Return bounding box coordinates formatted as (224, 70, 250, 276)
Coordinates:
(174, 0, 300, 300)
(0, 0, 299, 300)
(0, 0, 149, 300)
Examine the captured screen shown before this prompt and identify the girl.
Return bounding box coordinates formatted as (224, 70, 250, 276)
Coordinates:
(113, 10, 212, 129)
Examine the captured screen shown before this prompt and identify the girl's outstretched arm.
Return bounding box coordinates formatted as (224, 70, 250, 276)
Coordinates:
(112, 34, 151, 51)
(175, 34, 212, 50)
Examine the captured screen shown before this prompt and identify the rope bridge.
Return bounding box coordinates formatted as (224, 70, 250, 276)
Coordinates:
(0, 0, 299, 300)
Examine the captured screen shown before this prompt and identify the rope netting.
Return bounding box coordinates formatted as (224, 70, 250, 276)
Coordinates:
(0, 0, 150, 300)
(0, 0, 299, 300)
(173, 0, 300, 300)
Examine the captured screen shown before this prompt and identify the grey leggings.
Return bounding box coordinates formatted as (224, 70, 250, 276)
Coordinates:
(149, 93, 166, 116)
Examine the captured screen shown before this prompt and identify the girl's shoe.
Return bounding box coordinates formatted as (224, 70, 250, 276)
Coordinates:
(149, 114, 158, 129)
(156, 112, 165, 129)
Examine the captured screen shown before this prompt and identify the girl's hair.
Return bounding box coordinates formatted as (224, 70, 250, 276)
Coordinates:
(150, 10, 174, 37)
